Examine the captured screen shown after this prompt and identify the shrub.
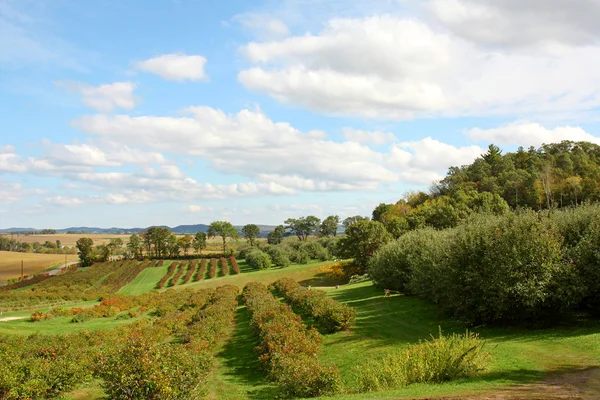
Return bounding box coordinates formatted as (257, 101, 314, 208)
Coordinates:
(301, 241, 330, 261)
(208, 259, 217, 278)
(242, 282, 343, 397)
(246, 250, 272, 270)
(368, 228, 452, 296)
(442, 212, 578, 324)
(194, 259, 207, 281)
(230, 256, 240, 274)
(219, 257, 228, 276)
(169, 262, 185, 287)
(272, 278, 356, 333)
(355, 329, 489, 392)
(181, 261, 196, 284)
(289, 249, 310, 264)
(97, 324, 212, 399)
(157, 262, 178, 289)
(265, 246, 291, 267)
(30, 311, 53, 322)
(569, 217, 600, 313)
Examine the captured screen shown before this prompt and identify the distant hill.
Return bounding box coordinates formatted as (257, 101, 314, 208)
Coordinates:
(2, 224, 280, 237)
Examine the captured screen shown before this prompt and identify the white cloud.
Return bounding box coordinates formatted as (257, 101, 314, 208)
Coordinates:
(44, 196, 83, 207)
(71, 107, 398, 191)
(57, 81, 137, 112)
(343, 128, 396, 145)
(234, 13, 290, 40)
(0, 180, 44, 204)
(0, 146, 27, 173)
(136, 54, 208, 82)
(386, 137, 484, 184)
(428, 0, 600, 48)
(238, 12, 600, 120)
(186, 205, 203, 213)
(465, 122, 600, 147)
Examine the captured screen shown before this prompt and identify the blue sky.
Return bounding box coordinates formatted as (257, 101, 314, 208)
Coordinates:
(2, 0, 600, 228)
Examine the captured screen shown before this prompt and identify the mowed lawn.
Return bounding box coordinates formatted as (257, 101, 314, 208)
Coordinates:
(314, 281, 600, 399)
(0, 251, 78, 280)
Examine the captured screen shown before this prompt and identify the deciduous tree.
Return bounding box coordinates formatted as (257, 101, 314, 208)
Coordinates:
(208, 221, 238, 252)
(242, 224, 261, 246)
(76, 237, 94, 266)
(284, 216, 320, 241)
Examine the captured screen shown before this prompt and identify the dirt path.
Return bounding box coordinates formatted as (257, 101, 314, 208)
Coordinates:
(0, 316, 26, 322)
(428, 368, 600, 400)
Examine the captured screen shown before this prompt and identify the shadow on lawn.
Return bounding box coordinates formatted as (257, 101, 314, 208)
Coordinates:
(330, 282, 600, 344)
(216, 303, 280, 400)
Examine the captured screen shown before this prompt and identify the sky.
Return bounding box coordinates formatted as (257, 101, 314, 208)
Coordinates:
(2, 0, 600, 229)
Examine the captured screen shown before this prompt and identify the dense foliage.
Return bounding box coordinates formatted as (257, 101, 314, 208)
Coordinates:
(272, 278, 355, 333)
(356, 330, 489, 392)
(242, 282, 343, 397)
(369, 206, 600, 324)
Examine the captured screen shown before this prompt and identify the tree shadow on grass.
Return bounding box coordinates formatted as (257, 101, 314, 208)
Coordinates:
(298, 271, 347, 287)
(215, 303, 280, 400)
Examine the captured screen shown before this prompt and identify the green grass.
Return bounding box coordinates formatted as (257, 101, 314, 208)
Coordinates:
(311, 281, 600, 399)
(208, 305, 279, 399)
(8, 262, 600, 399)
(0, 314, 144, 335)
(178, 260, 338, 291)
(117, 265, 169, 296)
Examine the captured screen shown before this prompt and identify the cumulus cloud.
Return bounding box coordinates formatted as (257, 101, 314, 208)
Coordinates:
(0, 180, 44, 203)
(71, 107, 399, 191)
(428, 0, 600, 48)
(234, 13, 290, 40)
(186, 205, 203, 212)
(343, 128, 396, 145)
(44, 196, 83, 207)
(0, 145, 27, 173)
(136, 54, 208, 82)
(238, 10, 600, 120)
(57, 81, 137, 112)
(465, 122, 600, 147)
(386, 137, 484, 184)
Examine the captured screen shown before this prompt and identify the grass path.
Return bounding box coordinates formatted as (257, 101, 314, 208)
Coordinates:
(117, 265, 169, 295)
(208, 304, 278, 399)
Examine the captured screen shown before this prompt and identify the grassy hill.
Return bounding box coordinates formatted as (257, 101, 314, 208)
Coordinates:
(2, 259, 600, 399)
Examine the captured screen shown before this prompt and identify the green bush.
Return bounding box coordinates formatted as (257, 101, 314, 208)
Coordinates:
(97, 324, 211, 399)
(368, 228, 452, 298)
(289, 248, 310, 264)
(301, 241, 330, 261)
(246, 249, 272, 270)
(242, 281, 343, 397)
(355, 329, 489, 392)
(265, 246, 291, 267)
(442, 212, 578, 324)
(272, 278, 356, 333)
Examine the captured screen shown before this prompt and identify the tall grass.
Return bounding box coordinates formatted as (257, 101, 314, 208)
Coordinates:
(355, 329, 489, 392)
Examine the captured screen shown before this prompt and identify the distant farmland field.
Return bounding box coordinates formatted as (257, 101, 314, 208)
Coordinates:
(3, 234, 131, 247)
(0, 251, 78, 280)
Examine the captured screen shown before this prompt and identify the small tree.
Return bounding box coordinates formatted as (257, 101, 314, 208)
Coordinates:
(342, 215, 369, 230)
(76, 237, 94, 266)
(207, 221, 238, 252)
(267, 225, 285, 245)
(179, 234, 193, 256)
(285, 216, 321, 241)
(338, 220, 391, 270)
(107, 238, 124, 258)
(318, 215, 340, 237)
(127, 234, 143, 259)
(192, 232, 207, 255)
(242, 224, 261, 246)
